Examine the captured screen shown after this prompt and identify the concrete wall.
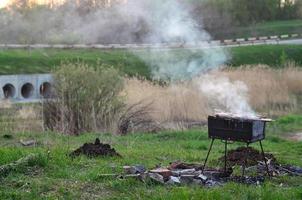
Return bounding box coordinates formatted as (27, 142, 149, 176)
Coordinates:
(0, 74, 53, 101)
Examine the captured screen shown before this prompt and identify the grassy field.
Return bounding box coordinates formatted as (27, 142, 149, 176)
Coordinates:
(0, 45, 302, 77)
(213, 20, 302, 39)
(0, 115, 301, 199)
(229, 45, 302, 66)
(268, 115, 302, 136)
(0, 49, 150, 77)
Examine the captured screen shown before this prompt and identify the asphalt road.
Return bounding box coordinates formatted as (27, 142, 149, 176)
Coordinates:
(0, 38, 302, 50)
(278, 39, 302, 45)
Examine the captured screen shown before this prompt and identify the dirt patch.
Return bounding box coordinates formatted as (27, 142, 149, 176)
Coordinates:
(288, 133, 302, 141)
(70, 138, 121, 158)
(220, 147, 277, 167)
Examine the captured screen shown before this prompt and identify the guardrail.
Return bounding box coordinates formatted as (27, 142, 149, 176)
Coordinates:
(220, 33, 302, 46)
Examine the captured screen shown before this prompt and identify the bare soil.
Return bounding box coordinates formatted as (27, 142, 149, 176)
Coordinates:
(70, 138, 121, 158)
(220, 147, 277, 167)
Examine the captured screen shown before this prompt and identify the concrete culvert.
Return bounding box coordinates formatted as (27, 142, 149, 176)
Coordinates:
(3, 84, 16, 99)
(21, 83, 34, 99)
(40, 82, 52, 98)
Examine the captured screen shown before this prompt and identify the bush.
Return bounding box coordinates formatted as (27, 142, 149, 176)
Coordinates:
(117, 100, 160, 135)
(43, 62, 124, 135)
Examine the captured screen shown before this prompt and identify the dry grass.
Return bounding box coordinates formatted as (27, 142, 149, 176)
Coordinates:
(124, 65, 302, 128)
(0, 102, 43, 134)
(1, 64, 302, 133)
(124, 78, 209, 129)
(223, 64, 302, 116)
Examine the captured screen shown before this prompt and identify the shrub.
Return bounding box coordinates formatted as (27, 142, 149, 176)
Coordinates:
(117, 100, 160, 135)
(43, 62, 124, 135)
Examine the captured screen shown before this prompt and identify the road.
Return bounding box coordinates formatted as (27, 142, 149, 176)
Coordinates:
(278, 39, 302, 45)
(0, 38, 302, 50)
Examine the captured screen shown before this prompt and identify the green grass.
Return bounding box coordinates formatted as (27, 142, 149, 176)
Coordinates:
(268, 114, 302, 136)
(213, 19, 302, 39)
(0, 45, 302, 77)
(0, 48, 150, 77)
(229, 44, 302, 66)
(0, 115, 301, 199)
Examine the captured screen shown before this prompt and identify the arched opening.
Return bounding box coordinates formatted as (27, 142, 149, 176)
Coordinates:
(40, 82, 52, 98)
(3, 84, 16, 99)
(21, 83, 34, 99)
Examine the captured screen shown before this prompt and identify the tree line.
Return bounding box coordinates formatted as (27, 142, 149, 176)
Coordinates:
(10, 0, 302, 25)
(191, 0, 302, 26)
(2, 0, 302, 43)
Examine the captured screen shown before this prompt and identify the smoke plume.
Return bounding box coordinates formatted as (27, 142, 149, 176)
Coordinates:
(0, 0, 256, 117)
(128, 0, 228, 80)
(197, 75, 257, 118)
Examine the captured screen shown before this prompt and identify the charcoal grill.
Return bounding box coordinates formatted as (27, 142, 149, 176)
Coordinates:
(202, 114, 273, 177)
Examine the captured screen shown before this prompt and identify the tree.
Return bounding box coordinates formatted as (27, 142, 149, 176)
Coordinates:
(296, 0, 302, 18)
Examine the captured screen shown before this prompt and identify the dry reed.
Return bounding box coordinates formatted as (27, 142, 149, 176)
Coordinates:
(1, 64, 302, 133)
(124, 65, 302, 128)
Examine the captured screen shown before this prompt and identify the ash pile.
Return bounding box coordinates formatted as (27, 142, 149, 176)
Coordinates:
(120, 147, 302, 187)
(221, 147, 276, 167)
(122, 161, 262, 187)
(221, 147, 302, 177)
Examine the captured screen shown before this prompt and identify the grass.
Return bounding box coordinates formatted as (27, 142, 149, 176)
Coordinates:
(0, 115, 301, 199)
(268, 114, 302, 136)
(213, 19, 302, 39)
(229, 45, 302, 67)
(0, 48, 150, 77)
(0, 45, 302, 77)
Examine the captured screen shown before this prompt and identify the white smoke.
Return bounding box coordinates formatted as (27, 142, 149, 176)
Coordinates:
(123, 0, 255, 117)
(0, 0, 256, 117)
(128, 0, 228, 80)
(197, 75, 257, 118)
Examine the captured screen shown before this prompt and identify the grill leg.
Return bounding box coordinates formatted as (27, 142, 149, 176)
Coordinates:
(242, 143, 249, 177)
(202, 138, 215, 173)
(259, 140, 271, 177)
(224, 140, 227, 173)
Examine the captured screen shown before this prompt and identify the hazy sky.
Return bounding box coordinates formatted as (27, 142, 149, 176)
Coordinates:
(0, 0, 10, 8)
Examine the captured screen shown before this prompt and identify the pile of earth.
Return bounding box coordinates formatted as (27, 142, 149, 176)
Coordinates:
(70, 138, 121, 158)
(220, 147, 277, 167)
